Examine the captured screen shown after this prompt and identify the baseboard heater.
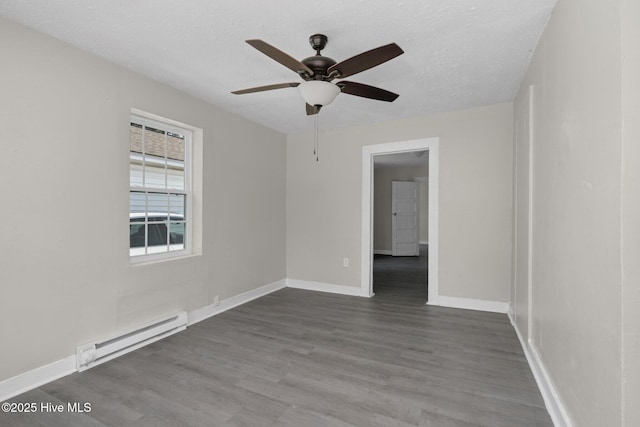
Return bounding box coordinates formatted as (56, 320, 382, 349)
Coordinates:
(76, 311, 187, 372)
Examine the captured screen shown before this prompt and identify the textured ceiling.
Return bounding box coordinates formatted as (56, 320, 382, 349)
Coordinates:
(0, 0, 556, 134)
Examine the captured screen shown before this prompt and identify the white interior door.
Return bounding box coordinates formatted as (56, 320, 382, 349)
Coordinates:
(392, 181, 419, 256)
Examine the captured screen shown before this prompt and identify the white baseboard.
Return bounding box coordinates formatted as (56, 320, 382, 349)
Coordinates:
(287, 279, 367, 297)
(0, 355, 76, 403)
(437, 295, 510, 313)
(0, 279, 288, 403)
(373, 249, 392, 255)
(188, 279, 287, 325)
(508, 313, 572, 427)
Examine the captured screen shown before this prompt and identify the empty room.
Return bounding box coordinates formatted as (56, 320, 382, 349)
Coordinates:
(0, 1, 637, 426)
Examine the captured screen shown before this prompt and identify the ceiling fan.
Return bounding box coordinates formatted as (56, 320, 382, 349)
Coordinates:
(231, 34, 404, 115)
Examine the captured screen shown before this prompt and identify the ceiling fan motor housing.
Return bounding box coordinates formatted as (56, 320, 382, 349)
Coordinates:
(302, 55, 337, 80)
(300, 34, 336, 81)
(302, 34, 336, 80)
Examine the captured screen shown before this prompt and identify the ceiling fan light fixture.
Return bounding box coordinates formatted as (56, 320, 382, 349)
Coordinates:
(299, 80, 340, 107)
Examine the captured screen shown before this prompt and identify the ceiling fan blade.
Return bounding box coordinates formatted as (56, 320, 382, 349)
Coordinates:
(231, 82, 300, 95)
(328, 43, 404, 79)
(246, 39, 314, 77)
(306, 103, 320, 115)
(337, 81, 399, 102)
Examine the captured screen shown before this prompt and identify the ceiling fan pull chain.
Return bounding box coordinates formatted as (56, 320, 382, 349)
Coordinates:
(314, 114, 319, 162)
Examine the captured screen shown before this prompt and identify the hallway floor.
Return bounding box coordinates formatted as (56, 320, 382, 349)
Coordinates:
(373, 244, 428, 305)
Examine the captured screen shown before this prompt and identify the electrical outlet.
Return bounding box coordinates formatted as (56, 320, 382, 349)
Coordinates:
(343, 258, 349, 268)
(213, 295, 220, 306)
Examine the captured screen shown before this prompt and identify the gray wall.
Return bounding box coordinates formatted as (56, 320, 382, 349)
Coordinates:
(0, 18, 287, 382)
(622, 1, 640, 424)
(512, 0, 640, 424)
(287, 103, 513, 302)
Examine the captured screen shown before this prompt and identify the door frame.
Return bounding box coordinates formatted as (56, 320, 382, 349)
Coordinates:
(361, 137, 439, 304)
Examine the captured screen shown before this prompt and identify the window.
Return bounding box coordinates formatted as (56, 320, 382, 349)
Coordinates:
(129, 114, 192, 261)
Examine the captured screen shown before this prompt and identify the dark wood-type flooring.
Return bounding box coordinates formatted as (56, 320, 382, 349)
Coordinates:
(373, 244, 429, 305)
(1, 285, 552, 426)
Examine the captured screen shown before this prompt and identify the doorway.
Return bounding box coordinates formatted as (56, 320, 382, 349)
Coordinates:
(360, 138, 439, 304)
(371, 154, 427, 303)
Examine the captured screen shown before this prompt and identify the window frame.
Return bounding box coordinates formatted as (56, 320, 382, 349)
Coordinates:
(129, 113, 193, 263)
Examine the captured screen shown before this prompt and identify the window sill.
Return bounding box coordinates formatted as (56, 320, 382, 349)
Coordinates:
(130, 251, 201, 267)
